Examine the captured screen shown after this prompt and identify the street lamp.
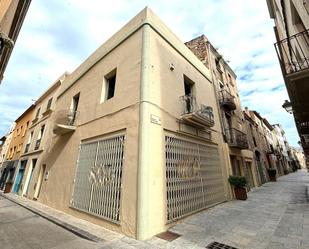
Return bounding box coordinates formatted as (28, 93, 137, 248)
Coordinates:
(282, 100, 293, 114)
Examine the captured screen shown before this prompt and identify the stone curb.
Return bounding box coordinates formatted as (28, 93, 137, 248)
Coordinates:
(0, 192, 104, 243)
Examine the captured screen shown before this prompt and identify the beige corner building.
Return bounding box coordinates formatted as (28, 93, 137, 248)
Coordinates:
(22, 8, 230, 240)
(185, 36, 258, 192)
(0, 0, 31, 84)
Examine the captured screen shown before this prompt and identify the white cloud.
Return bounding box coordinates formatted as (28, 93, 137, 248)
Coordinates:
(0, 0, 299, 146)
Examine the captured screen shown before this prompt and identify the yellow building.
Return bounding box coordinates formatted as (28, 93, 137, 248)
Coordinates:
(0, 0, 32, 84)
(0, 104, 35, 193)
(22, 8, 229, 240)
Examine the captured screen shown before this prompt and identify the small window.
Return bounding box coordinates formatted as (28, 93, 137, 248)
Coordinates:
(46, 97, 53, 110)
(35, 108, 41, 119)
(101, 69, 117, 102)
(22, 121, 29, 137)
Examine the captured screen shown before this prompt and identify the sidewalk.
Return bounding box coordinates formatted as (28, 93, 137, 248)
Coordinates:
(1, 170, 309, 249)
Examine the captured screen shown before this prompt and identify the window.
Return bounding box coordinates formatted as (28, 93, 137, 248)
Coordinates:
(183, 76, 195, 113)
(184, 76, 194, 96)
(69, 94, 80, 125)
(25, 131, 33, 153)
(13, 146, 16, 157)
(46, 97, 53, 110)
(101, 69, 117, 102)
(34, 108, 40, 120)
(22, 121, 29, 137)
(35, 125, 45, 150)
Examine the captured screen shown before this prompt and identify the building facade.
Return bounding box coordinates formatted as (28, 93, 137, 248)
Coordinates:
(266, 0, 309, 158)
(11, 8, 230, 240)
(17, 74, 67, 199)
(272, 124, 293, 173)
(0, 0, 32, 84)
(0, 105, 34, 193)
(0, 123, 15, 186)
(185, 35, 257, 191)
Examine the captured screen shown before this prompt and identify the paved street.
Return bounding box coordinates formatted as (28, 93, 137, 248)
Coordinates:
(0, 197, 101, 249)
(0, 170, 309, 249)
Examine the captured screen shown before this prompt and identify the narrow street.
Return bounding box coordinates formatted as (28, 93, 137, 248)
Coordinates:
(163, 170, 309, 249)
(0, 170, 309, 249)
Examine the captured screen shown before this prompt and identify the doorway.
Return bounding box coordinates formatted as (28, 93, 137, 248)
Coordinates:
(34, 164, 46, 199)
(13, 160, 27, 193)
(244, 161, 255, 189)
(23, 159, 37, 196)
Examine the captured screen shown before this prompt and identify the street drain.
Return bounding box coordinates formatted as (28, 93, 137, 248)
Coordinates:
(156, 231, 181, 241)
(206, 241, 239, 249)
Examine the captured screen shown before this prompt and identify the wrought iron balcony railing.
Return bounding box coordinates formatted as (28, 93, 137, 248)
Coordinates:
(275, 29, 309, 76)
(55, 109, 79, 126)
(225, 128, 248, 149)
(179, 95, 214, 127)
(298, 121, 309, 134)
(219, 90, 236, 111)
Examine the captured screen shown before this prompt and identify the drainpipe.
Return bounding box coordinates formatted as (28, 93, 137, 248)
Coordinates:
(136, 24, 151, 240)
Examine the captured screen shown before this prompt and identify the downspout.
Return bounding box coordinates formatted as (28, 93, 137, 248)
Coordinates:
(136, 24, 151, 240)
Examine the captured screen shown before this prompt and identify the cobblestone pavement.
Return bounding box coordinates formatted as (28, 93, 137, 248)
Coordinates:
(1, 170, 309, 249)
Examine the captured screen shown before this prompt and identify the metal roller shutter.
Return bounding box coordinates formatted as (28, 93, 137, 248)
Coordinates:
(71, 135, 125, 223)
(165, 135, 225, 222)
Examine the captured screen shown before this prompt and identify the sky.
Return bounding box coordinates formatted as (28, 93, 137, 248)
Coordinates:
(0, 0, 299, 146)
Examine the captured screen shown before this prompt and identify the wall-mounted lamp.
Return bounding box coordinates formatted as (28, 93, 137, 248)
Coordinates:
(282, 100, 293, 114)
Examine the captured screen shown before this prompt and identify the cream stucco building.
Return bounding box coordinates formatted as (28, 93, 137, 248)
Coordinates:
(19, 8, 230, 240)
(17, 74, 67, 199)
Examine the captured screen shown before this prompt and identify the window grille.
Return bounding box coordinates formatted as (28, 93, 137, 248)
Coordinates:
(165, 135, 225, 222)
(72, 135, 125, 223)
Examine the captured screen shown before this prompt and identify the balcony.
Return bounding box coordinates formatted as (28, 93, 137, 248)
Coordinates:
(53, 109, 79, 135)
(219, 90, 236, 111)
(225, 128, 248, 149)
(179, 95, 215, 128)
(275, 29, 309, 77)
(299, 121, 309, 134)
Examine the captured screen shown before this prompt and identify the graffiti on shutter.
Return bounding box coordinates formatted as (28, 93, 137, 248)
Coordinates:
(72, 135, 125, 223)
(165, 135, 225, 222)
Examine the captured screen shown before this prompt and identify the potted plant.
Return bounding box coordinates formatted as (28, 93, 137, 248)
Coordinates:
(228, 175, 247, 200)
(267, 168, 277, 181)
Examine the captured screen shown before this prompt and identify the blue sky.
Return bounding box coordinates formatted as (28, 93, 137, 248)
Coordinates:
(0, 0, 299, 146)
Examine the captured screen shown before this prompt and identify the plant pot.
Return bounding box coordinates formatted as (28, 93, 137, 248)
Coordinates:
(4, 182, 13, 193)
(234, 187, 247, 200)
(269, 176, 276, 182)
